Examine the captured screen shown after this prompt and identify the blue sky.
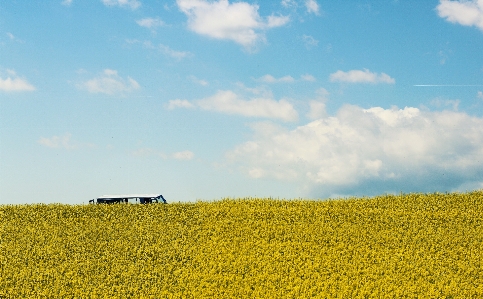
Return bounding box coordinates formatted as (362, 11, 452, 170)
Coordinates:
(1, 0, 483, 204)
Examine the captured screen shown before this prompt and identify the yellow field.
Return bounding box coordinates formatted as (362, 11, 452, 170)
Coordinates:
(1, 191, 482, 298)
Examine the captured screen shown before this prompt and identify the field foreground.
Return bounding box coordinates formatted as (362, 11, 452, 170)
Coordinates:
(1, 192, 482, 298)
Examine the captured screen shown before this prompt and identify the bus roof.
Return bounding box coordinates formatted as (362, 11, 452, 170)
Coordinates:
(97, 194, 162, 199)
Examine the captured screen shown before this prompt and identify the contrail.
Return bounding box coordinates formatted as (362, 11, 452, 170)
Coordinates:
(414, 84, 483, 87)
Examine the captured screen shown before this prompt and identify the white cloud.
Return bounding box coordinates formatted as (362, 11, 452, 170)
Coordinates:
(307, 101, 326, 120)
(188, 75, 208, 86)
(436, 0, 483, 31)
(302, 34, 318, 49)
(301, 74, 316, 82)
(136, 17, 165, 29)
(256, 74, 315, 83)
(235, 82, 273, 97)
(227, 105, 483, 197)
(267, 15, 290, 27)
(131, 148, 193, 160)
(172, 150, 195, 160)
(0, 70, 35, 92)
(167, 99, 196, 110)
(61, 0, 72, 5)
(6, 32, 15, 39)
(430, 98, 460, 111)
(142, 41, 191, 59)
(306, 88, 329, 120)
(329, 69, 395, 84)
(79, 69, 140, 95)
(102, 0, 141, 9)
(176, 0, 290, 50)
(169, 90, 298, 122)
(281, 0, 297, 8)
(305, 0, 320, 15)
(38, 133, 91, 150)
(158, 44, 191, 59)
(478, 91, 483, 100)
(257, 74, 295, 83)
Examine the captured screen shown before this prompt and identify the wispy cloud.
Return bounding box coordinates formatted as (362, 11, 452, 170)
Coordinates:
(38, 133, 94, 150)
(478, 91, 483, 100)
(330, 69, 395, 84)
(78, 69, 140, 95)
(0, 70, 35, 92)
(39, 133, 76, 149)
(301, 74, 316, 82)
(61, 0, 73, 6)
(257, 74, 295, 83)
(142, 41, 192, 60)
(102, 0, 141, 10)
(227, 105, 483, 197)
(305, 0, 320, 15)
(168, 90, 298, 122)
(188, 75, 208, 86)
(158, 44, 191, 59)
(167, 99, 196, 110)
(256, 74, 316, 83)
(5, 32, 24, 43)
(436, 0, 483, 31)
(302, 34, 318, 49)
(430, 98, 460, 111)
(172, 150, 195, 160)
(176, 0, 290, 50)
(136, 17, 165, 29)
(281, 0, 297, 8)
(131, 148, 194, 160)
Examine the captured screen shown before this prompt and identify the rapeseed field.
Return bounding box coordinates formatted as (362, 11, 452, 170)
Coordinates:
(1, 191, 482, 298)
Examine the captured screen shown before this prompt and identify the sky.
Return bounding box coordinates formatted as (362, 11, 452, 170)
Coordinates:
(1, 0, 483, 204)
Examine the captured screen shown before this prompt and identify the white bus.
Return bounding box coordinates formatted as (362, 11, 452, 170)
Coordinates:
(89, 194, 167, 204)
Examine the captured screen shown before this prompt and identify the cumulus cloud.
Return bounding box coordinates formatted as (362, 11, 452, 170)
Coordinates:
(136, 17, 165, 29)
(176, 0, 290, 50)
(102, 0, 141, 9)
(226, 105, 483, 197)
(168, 90, 298, 122)
(305, 0, 320, 15)
(330, 69, 395, 84)
(436, 0, 483, 31)
(78, 69, 140, 95)
(306, 88, 329, 120)
(0, 70, 35, 92)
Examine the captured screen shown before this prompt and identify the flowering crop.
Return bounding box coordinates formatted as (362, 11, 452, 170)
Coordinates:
(1, 191, 482, 298)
